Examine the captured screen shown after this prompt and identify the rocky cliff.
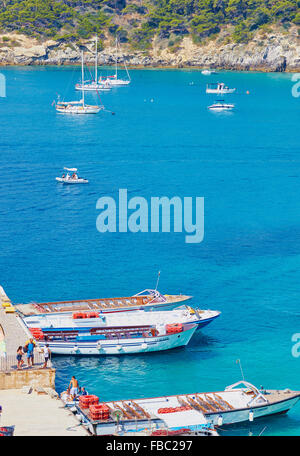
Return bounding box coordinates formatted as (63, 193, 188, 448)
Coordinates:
(0, 27, 299, 72)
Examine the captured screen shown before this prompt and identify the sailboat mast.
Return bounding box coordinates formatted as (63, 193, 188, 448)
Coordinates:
(95, 36, 98, 83)
(115, 36, 118, 79)
(81, 50, 85, 106)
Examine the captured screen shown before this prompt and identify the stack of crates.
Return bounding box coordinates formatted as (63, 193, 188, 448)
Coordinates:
(89, 404, 110, 421)
(79, 395, 99, 409)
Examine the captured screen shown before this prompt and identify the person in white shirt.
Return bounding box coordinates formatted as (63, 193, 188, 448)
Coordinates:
(42, 344, 51, 369)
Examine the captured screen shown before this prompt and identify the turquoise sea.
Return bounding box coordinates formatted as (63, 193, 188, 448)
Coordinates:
(0, 67, 300, 435)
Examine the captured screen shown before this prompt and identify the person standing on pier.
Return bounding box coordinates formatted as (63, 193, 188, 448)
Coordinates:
(16, 346, 24, 369)
(42, 344, 51, 369)
(69, 376, 79, 400)
(25, 338, 36, 368)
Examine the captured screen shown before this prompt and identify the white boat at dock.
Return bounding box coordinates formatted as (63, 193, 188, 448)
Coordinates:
(206, 82, 236, 94)
(34, 322, 197, 355)
(14, 289, 192, 316)
(22, 306, 220, 332)
(71, 379, 300, 435)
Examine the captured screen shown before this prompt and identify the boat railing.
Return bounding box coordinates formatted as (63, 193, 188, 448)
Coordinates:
(0, 351, 51, 372)
(41, 324, 159, 341)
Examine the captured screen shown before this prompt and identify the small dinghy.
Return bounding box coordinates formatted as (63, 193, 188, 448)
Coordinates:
(206, 82, 236, 94)
(208, 100, 235, 111)
(56, 167, 88, 184)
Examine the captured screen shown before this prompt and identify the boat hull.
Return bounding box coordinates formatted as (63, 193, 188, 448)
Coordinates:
(206, 89, 236, 94)
(206, 395, 300, 425)
(38, 326, 196, 356)
(55, 177, 88, 184)
(75, 84, 110, 91)
(56, 106, 101, 114)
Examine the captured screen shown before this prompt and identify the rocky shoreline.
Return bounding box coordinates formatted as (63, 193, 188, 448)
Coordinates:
(0, 28, 299, 72)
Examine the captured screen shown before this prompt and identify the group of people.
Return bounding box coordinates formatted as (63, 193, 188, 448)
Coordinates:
(16, 338, 51, 370)
(61, 376, 88, 402)
(61, 172, 78, 180)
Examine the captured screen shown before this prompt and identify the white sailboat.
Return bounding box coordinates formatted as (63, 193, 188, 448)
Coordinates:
(99, 37, 131, 87)
(56, 51, 103, 114)
(75, 37, 111, 92)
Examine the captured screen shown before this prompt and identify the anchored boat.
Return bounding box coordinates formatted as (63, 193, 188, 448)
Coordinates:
(72, 379, 300, 435)
(98, 37, 131, 87)
(208, 101, 235, 111)
(72, 393, 218, 436)
(14, 289, 192, 316)
(55, 167, 88, 184)
(31, 322, 197, 355)
(22, 305, 220, 332)
(206, 83, 236, 94)
(56, 51, 103, 114)
(75, 36, 111, 92)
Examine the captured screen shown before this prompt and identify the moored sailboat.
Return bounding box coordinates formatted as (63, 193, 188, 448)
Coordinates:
(75, 37, 111, 92)
(99, 37, 131, 87)
(56, 51, 103, 114)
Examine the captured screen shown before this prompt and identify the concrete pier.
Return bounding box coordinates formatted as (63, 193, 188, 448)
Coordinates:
(0, 388, 88, 436)
(0, 285, 55, 387)
(0, 286, 90, 435)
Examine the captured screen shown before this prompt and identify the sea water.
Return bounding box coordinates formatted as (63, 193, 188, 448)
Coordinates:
(0, 67, 300, 435)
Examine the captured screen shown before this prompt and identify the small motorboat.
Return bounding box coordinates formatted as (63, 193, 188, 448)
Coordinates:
(202, 70, 217, 76)
(206, 82, 236, 94)
(208, 100, 235, 111)
(56, 167, 88, 184)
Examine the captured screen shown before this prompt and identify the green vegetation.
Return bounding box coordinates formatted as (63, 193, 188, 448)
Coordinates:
(0, 0, 299, 48)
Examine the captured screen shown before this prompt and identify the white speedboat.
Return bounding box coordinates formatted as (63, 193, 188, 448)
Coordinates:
(56, 51, 103, 114)
(55, 167, 88, 184)
(206, 82, 236, 94)
(33, 322, 197, 355)
(208, 101, 235, 111)
(72, 379, 300, 435)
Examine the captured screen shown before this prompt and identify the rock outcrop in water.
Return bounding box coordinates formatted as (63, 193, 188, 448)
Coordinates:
(0, 27, 299, 71)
